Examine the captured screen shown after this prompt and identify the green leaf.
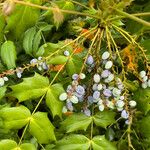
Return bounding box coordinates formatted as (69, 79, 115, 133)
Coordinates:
(29, 112, 56, 144)
(61, 113, 92, 133)
(54, 134, 90, 150)
(37, 42, 60, 56)
(0, 86, 7, 100)
(23, 27, 36, 56)
(0, 139, 17, 150)
(0, 41, 17, 69)
(46, 84, 64, 118)
(47, 55, 68, 65)
(0, 105, 31, 129)
(0, 140, 36, 150)
(5, 0, 41, 39)
(133, 88, 150, 114)
(19, 143, 36, 150)
(66, 56, 83, 76)
(0, 14, 5, 43)
(9, 73, 49, 102)
(33, 30, 42, 55)
(93, 111, 116, 128)
(138, 115, 150, 138)
(92, 136, 117, 150)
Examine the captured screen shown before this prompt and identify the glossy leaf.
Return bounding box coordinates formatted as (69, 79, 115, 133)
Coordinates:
(46, 84, 64, 118)
(9, 73, 49, 102)
(47, 55, 68, 65)
(133, 88, 150, 114)
(19, 143, 36, 150)
(0, 86, 7, 100)
(23, 27, 36, 56)
(0, 140, 36, 150)
(5, 0, 41, 39)
(0, 139, 17, 150)
(92, 136, 117, 150)
(61, 113, 92, 133)
(29, 112, 56, 144)
(54, 134, 90, 150)
(0, 41, 17, 69)
(93, 111, 116, 128)
(0, 105, 31, 129)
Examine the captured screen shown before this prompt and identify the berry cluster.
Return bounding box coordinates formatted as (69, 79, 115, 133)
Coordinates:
(139, 70, 150, 89)
(59, 73, 86, 112)
(30, 56, 48, 71)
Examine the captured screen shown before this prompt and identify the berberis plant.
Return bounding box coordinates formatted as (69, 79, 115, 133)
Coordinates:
(0, 0, 150, 149)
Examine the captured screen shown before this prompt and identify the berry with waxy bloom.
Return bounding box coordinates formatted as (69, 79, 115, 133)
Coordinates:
(93, 74, 101, 83)
(129, 100, 137, 108)
(102, 51, 110, 60)
(64, 50, 70, 56)
(121, 110, 129, 119)
(86, 55, 94, 65)
(105, 61, 113, 69)
(59, 93, 68, 101)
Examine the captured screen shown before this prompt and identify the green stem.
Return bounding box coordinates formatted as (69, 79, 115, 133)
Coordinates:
(113, 8, 150, 27)
(108, 12, 150, 22)
(70, 0, 90, 10)
(13, 0, 100, 19)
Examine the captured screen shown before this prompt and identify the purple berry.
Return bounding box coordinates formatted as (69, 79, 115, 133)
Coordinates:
(103, 89, 112, 97)
(101, 70, 110, 78)
(93, 91, 100, 99)
(72, 74, 79, 80)
(86, 55, 94, 65)
(76, 85, 85, 95)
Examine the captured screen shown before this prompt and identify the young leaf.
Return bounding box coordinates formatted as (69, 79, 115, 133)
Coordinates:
(23, 27, 36, 56)
(0, 139, 17, 150)
(46, 84, 64, 118)
(133, 88, 150, 114)
(9, 73, 49, 102)
(92, 136, 117, 150)
(61, 113, 92, 133)
(36, 42, 60, 57)
(0, 105, 31, 129)
(0, 41, 17, 69)
(0, 86, 7, 100)
(47, 55, 68, 65)
(5, 0, 41, 39)
(54, 134, 90, 150)
(29, 112, 56, 144)
(93, 111, 116, 128)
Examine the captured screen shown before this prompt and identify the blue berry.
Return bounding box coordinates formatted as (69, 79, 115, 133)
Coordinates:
(72, 74, 79, 80)
(102, 51, 110, 60)
(93, 74, 101, 83)
(0, 78, 5, 87)
(93, 91, 100, 99)
(84, 108, 91, 116)
(66, 102, 73, 111)
(121, 110, 129, 119)
(76, 85, 85, 95)
(103, 89, 112, 97)
(64, 50, 70, 56)
(101, 70, 110, 78)
(86, 55, 94, 65)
